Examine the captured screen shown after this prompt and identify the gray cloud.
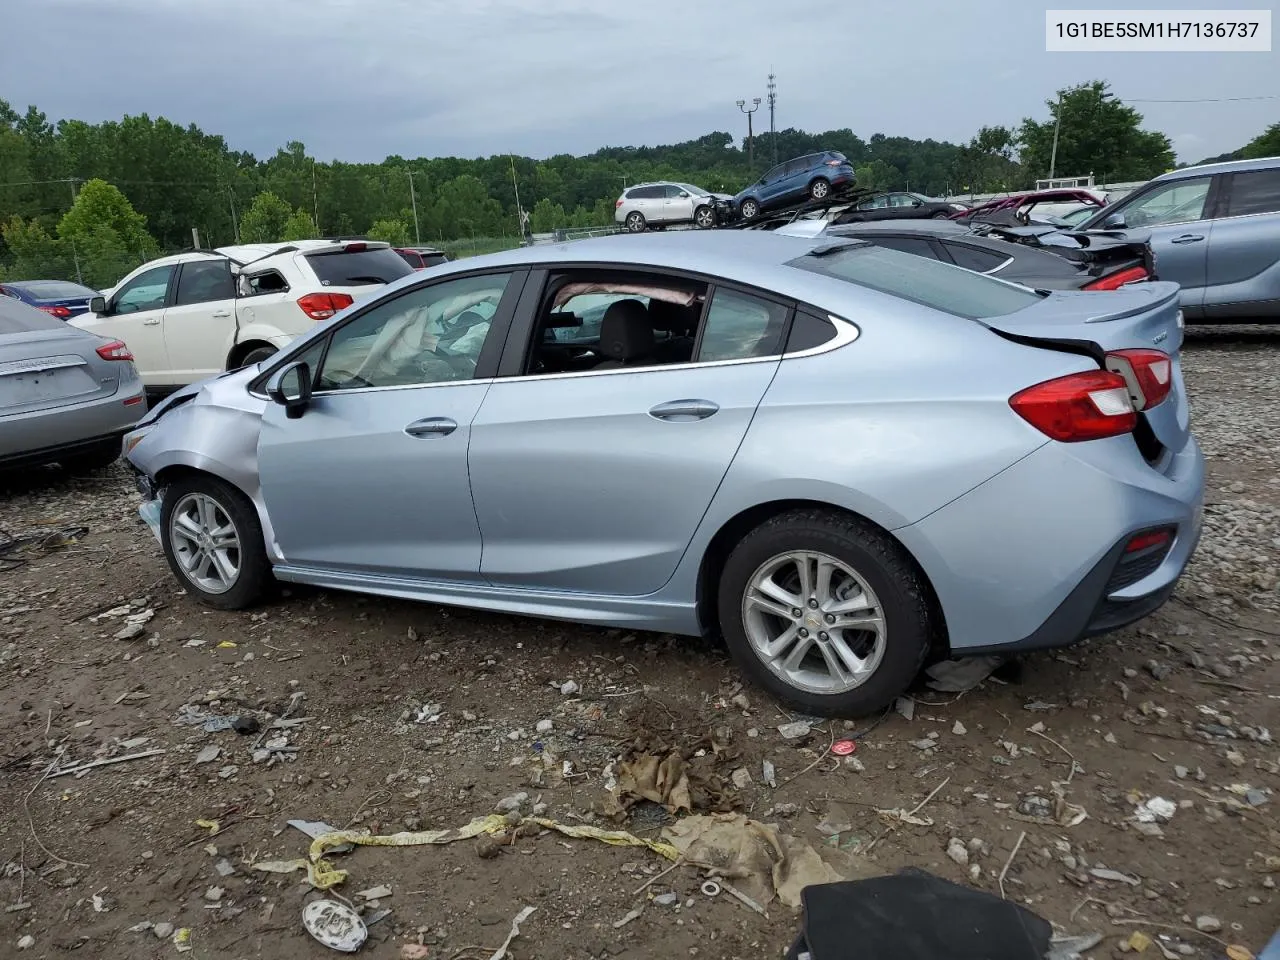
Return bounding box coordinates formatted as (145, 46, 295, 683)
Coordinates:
(6, 0, 1276, 163)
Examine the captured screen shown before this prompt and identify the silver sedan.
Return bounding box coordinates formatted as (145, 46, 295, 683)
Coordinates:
(123, 231, 1203, 716)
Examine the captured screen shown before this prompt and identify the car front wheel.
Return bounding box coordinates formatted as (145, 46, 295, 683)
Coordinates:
(717, 509, 933, 717)
(237, 345, 277, 368)
(160, 474, 272, 610)
(694, 205, 716, 229)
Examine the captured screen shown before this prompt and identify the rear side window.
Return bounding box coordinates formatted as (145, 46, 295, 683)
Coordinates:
(1225, 168, 1280, 217)
(0, 297, 64, 333)
(397, 250, 423, 267)
(945, 243, 1009, 273)
(628, 186, 662, 200)
(788, 242, 1042, 320)
(174, 259, 235, 306)
(304, 247, 414, 287)
(697, 288, 789, 362)
(867, 236, 939, 260)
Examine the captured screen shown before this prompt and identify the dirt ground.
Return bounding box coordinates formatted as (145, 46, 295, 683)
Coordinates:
(2, 327, 1278, 960)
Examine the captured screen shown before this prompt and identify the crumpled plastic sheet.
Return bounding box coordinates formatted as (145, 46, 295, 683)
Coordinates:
(253, 814, 678, 889)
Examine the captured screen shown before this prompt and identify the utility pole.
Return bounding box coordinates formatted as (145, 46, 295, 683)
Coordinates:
(311, 163, 321, 232)
(767, 71, 778, 165)
(737, 98, 761, 170)
(509, 156, 525, 240)
(227, 188, 240, 243)
(1049, 92, 1064, 180)
(407, 170, 421, 243)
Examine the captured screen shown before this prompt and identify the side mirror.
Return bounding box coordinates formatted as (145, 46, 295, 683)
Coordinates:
(1103, 213, 1126, 229)
(267, 361, 312, 419)
(912, 199, 923, 207)
(678, 191, 689, 198)
(89, 296, 106, 315)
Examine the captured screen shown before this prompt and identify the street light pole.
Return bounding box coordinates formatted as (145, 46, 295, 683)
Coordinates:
(767, 72, 777, 165)
(736, 98, 761, 169)
(1049, 92, 1063, 180)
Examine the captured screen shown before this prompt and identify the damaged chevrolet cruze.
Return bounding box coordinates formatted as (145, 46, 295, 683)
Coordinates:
(123, 230, 1204, 717)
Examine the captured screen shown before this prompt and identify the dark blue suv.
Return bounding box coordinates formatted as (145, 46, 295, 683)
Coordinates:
(732, 151, 857, 221)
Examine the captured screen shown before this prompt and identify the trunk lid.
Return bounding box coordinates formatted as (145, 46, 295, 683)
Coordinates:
(979, 281, 1188, 454)
(0, 327, 121, 415)
(976, 225, 1156, 283)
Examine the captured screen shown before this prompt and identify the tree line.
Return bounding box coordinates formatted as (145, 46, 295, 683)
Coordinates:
(0, 80, 1274, 288)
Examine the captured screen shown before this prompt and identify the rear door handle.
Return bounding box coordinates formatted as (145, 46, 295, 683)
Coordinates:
(142, 318, 161, 326)
(1170, 234, 1204, 244)
(648, 399, 719, 422)
(404, 417, 457, 438)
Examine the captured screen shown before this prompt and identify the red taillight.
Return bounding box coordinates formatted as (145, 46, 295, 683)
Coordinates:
(1124, 528, 1172, 553)
(825, 159, 842, 167)
(1105, 348, 1172, 411)
(96, 340, 134, 361)
(39, 305, 72, 318)
(343, 242, 366, 253)
(1084, 266, 1149, 291)
(123, 395, 144, 406)
(1010, 370, 1136, 442)
(615, 198, 624, 207)
(297, 292, 354, 321)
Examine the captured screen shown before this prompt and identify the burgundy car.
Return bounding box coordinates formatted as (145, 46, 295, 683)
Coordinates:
(950, 189, 1107, 226)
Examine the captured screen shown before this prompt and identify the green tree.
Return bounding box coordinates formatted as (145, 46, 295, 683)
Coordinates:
(367, 218, 411, 245)
(239, 191, 293, 242)
(529, 197, 566, 232)
(1017, 81, 1174, 184)
(58, 178, 156, 256)
(1242, 122, 1280, 160)
(1, 216, 71, 280)
(281, 208, 318, 241)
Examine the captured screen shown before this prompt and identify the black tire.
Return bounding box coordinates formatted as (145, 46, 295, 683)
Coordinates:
(809, 179, 830, 201)
(236, 345, 277, 369)
(159, 474, 273, 610)
(716, 509, 933, 717)
(739, 198, 760, 220)
(694, 205, 716, 229)
(625, 211, 647, 233)
(60, 440, 121, 474)
(931, 211, 951, 219)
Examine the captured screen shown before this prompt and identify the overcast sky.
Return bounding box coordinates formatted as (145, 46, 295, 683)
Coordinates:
(5, 0, 1276, 166)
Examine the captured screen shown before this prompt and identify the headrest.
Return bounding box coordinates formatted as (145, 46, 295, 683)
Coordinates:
(648, 297, 696, 335)
(599, 299, 654, 361)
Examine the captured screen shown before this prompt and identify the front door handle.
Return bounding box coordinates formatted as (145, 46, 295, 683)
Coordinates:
(404, 417, 457, 438)
(1170, 234, 1205, 244)
(211, 309, 231, 318)
(142, 318, 161, 326)
(648, 399, 719, 422)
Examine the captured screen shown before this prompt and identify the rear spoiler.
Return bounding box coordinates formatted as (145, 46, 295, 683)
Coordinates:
(974, 226, 1157, 281)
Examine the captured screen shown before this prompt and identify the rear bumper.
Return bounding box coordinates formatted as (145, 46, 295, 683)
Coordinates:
(0, 384, 147, 467)
(895, 433, 1205, 655)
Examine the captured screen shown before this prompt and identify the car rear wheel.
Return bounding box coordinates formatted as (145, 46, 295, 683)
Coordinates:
(237, 345, 277, 368)
(625, 211, 647, 233)
(717, 509, 933, 717)
(694, 205, 716, 229)
(809, 179, 830, 201)
(160, 474, 272, 610)
(931, 211, 950, 219)
(60, 440, 121, 474)
(739, 198, 760, 220)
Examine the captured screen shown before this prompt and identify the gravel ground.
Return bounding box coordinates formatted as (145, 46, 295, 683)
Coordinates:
(1, 327, 1277, 960)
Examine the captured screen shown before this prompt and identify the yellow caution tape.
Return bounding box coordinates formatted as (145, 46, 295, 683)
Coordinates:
(252, 814, 678, 890)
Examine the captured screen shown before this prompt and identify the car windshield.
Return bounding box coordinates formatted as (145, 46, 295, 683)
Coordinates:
(788, 242, 1043, 320)
(679, 184, 711, 197)
(304, 247, 414, 286)
(11, 280, 98, 299)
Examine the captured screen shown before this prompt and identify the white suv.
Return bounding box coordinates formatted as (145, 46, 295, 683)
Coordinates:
(71, 239, 412, 391)
(614, 182, 730, 233)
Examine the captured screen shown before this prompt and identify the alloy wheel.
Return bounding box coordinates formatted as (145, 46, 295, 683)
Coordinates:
(169, 492, 242, 594)
(741, 550, 886, 695)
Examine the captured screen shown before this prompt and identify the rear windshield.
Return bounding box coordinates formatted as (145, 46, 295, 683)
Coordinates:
(10, 280, 98, 300)
(0, 297, 66, 333)
(788, 242, 1043, 320)
(304, 247, 414, 286)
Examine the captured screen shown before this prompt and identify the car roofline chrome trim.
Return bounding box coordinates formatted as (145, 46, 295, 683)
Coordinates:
(247, 314, 858, 400)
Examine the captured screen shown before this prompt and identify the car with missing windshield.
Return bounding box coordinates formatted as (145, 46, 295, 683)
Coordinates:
(833, 191, 969, 222)
(614, 182, 731, 232)
(70, 240, 413, 393)
(122, 230, 1202, 716)
(2, 294, 146, 472)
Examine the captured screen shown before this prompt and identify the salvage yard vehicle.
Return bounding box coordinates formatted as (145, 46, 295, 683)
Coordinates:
(952, 188, 1108, 226)
(732, 152, 857, 222)
(614, 182, 732, 232)
(70, 240, 413, 392)
(832, 191, 969, 222)
(0, 279, 102, 320)
(1075, 156, 1280, 322)
(1, 294, 146, 472)
(123, 231, 1203, 717)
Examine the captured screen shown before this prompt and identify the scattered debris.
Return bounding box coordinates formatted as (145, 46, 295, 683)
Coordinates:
(195, 745, 220, 765)
(831, 739, 856, 756)
(952, 721, 967, 735)
(288, 820, 354, 856)
(487, 905, 536, 960)
(354, 885, 392, 901)
(777, 721, 811, 740)
(762, 759, 777, 788)
(1090, 867, 1141, 886)
(1195, 915, 1223, 933)
(302, 899, 367, 952)
(894, 697, 915, 721)
(946, 838, 969, 866)
(559, 680, 580, 696)
(400, 946, 431, 960)
(612, 905, 644, 929)
(925, 656, 1002, 692)
(1134, 797, 1177, 823)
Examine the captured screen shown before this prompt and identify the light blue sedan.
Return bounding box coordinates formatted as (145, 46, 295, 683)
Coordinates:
(121, 230, 1204, 716)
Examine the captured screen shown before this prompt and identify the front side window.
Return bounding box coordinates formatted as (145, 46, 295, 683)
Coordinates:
(788, 242, 1042, 320)
(317, 272, 512, 390)
(665, 185, 689, 199)
(174, 259, 235, 306)
(1114, 177, 1212, 228)
(113, 265, 175, 314)
(697, 288, 789, 362)
(1225, 168, 1280, 218)
(868, 236, 938, 259)
(888, 194, 917, 207)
